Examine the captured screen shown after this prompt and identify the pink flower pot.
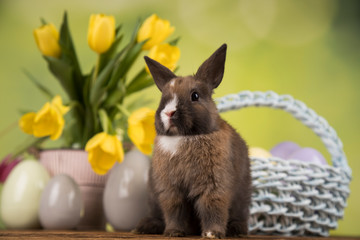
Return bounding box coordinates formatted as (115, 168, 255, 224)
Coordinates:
(39, 149, 108, 230)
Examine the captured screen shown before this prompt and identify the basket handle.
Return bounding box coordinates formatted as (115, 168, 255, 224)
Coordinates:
(216, 90, 351, 175)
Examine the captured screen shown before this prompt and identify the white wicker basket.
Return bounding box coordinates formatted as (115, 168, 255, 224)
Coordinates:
(216, 91, 351, 236)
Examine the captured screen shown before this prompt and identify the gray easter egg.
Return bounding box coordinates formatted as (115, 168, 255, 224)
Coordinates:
(103, 149, 150, 231)
(39, 174, 83, 229)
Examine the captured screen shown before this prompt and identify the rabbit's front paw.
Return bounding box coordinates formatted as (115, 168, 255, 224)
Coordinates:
(132, 217, 165, 234)
(202, 231, 225, 239)
(226, 220, 248, 237)
(164, 229, 186, 237)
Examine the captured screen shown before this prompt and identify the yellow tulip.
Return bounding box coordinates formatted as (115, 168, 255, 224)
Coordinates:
(137, 14, 175, 50)
(19, 112, 36, 135)
(128, 108, 156, 155)
(88, 14, 115, 54)
(33, 23, 61, 58)
(85, 132, 124, 175)
(147, 43, 180, 72)
(19, 96, 70, 140)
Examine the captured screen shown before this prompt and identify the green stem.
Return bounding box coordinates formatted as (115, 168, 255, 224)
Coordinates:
(92, 54, 101, 85)
(117, 104, 131, 117)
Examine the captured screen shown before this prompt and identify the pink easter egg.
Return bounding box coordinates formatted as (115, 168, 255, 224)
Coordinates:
(288, 147, 327, 165)
(270, 141, 301, 159)
(0, 155, 21, 183)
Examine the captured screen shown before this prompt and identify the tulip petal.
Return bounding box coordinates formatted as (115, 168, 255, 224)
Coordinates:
(88, 145, 117, 175)
(33, 103, 56, 137)
(137, 14, 157, 43)
(115, 140, 124, 163)
(19, 112, 36, 135)
(143, 123, 156, 145)
(86, 132, 125, 175)
(85, 132, 107, 151)
(90, 147, 116, 169)
(100, 134, 118, 155)
(147, 44, 180, 72)
(33, 23, 61, 58)
(52, 95, 70, 114)
(20, 96, 68, 140)
(128, 108, 156, 155)
(137, 143, 153, 155)
(88, 15, 97, 43)
(138, 14, 174, 50)
(128, 122, 145, 143)
(88, 14, 115, 54)
(50, 116, 65, 140)
(88, 148, 115, 175)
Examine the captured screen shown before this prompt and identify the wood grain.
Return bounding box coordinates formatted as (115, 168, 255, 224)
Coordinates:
(0, 231, 359, 240)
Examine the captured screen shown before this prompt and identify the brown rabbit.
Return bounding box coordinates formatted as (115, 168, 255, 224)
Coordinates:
(133, 44, 251, 238)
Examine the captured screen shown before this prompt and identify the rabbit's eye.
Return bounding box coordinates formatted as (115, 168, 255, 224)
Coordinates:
(191, 92, 199, 101)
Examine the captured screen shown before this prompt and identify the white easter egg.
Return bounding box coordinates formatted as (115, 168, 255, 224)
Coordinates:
(1, 160, 50, 229)
(39, 174, 83, 229)
(103, 149, 150, 231)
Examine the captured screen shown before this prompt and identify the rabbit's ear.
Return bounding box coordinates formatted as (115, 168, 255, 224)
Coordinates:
(144, 56, 177, 92)
(195, 44, 227, 89)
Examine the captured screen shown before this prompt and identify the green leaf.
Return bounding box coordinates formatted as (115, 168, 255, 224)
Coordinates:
(68, 100, 85, 117)
(90, 57, 118, 106)
(82, 74, 92, 104)
(90, 42, 132, 107)
(108, 40, 146, 89)
(62, 116, 80, 148)
(98, 29, 123, 73)
(81, 104, 98, 148)
(125, 96, 154, 112)
(22, 69, 54, 100)
(127, 78, 154, 96)
(64, 100, 85, 145)
(18, 109, 36, 115)
(58, 11, 83, 101)
(130, 18, 142, 43)
(40, 18, 47, 25)
(98, 109, 114, 134)
(44, 56, 77, 100)
(169, 37, 181, 46)
(125, 69, 154, 96)
(116, 104, 131, 117)
(103, 87, 123, 107)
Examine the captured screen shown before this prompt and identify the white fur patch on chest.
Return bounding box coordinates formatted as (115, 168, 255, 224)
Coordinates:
(157, 135, 183, 156)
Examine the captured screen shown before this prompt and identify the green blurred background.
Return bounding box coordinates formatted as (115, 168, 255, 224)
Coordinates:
(0, 0, 359, 236)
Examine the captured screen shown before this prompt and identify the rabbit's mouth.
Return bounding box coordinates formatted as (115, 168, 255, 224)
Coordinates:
(166, 124, 179, 136)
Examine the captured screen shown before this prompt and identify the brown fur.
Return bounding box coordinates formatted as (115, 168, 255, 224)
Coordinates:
(134, 44, 252, 238)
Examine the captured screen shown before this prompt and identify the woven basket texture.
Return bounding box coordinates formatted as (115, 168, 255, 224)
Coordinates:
(216, 91, 351, 236)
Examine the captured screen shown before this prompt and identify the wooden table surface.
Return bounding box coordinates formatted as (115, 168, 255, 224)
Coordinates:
(0, 231, 359, 240)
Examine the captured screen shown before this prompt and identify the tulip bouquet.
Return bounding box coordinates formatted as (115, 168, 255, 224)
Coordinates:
(16, 12, 180, 174)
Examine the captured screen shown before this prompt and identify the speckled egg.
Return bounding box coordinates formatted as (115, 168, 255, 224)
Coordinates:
(103, 149, 150, 231)
(1, 160, 50, 229)
(39, 174, 83, 229)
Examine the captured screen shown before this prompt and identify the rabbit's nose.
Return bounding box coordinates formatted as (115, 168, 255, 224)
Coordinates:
(165, 111, 176, 118)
